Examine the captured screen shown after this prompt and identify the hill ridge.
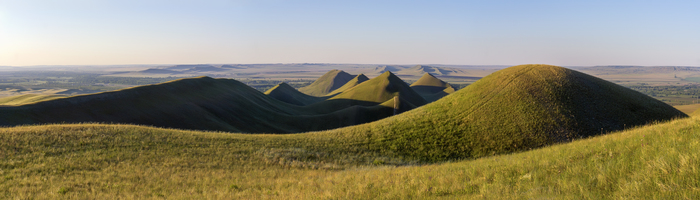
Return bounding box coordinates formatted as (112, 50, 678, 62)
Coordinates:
(330, 71, 427, 111)
(264, 82, 326, 106)
(298, 69, 354, 96)
(327, 74, 370, 96)
(409, 73, 456, 102)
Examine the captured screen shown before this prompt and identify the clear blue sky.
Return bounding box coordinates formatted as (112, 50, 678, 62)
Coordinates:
(1, 0, 699, 66)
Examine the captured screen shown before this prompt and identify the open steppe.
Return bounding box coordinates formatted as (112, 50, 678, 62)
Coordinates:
(1, 64, 698, 199)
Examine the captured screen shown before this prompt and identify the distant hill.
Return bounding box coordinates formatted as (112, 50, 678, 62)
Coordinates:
(332, 64, 686, 161)
(576, 65, 700, 74)
(0, 77, 406, 133)
(264, 83, 326, 106)
(182, 66, 228, 73)
(298, 69, 355, 96)
(165, 64, 214, 70)
(373, 65, 404, 73)
(407, 65, 467, 76)
(410, 73, 456, 102)
(326, 74, 369, 96)
(139, 68, 181, 74)
(329, 71, 427, 113)
(220, 64, 247, 69)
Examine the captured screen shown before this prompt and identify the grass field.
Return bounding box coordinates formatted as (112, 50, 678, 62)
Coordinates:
(1, 116, 699, 199)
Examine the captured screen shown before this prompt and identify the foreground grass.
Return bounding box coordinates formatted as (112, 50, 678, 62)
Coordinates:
(2, 117, 700, 199)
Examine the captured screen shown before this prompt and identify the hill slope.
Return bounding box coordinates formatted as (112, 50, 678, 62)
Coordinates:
(330, 64, 686, 161)
(264, 83, 326, 106)
(326, 74, 369, 96)
(2, 116, 699, 198)
(410, 73, 456, 102)
(298, 69, 354, 96)
(329, 71, 427, 112)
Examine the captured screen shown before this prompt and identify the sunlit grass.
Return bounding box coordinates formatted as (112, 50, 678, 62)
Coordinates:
(2, 116, 700, 198)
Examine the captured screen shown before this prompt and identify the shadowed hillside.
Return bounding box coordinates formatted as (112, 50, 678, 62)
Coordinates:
(329, 64, 686, 161)
(326, 74, 369, 96)
(0, 77, 411, 133)
(410, 73, 456, 102)
(329, 71, 427, 112)
(298, 69, 354, 96)
(264, 83, 327, 106)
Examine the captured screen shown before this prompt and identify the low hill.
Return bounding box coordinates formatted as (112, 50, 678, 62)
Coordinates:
(330, 64, 686, 161)
(264, 83, 326, 106)
(182, 66, 228, 73)
(139, 68, 181, 74)
(407, 65, 466, 76)
(298, 69, 355, 96)
(410, 73, 456, 102)
(326, 74, 369, 96)
(373, 65, 404, 73)
(329, 71, 427, 112)
(0, 77, 406, 133)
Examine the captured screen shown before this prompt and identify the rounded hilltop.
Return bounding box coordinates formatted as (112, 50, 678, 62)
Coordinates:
(330, 64, 686, 161)
(410, 73, 456, 102)
(298, 69, 354, 96)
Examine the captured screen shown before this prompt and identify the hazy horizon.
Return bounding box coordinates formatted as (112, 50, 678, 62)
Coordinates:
(1, 0, 699, 67)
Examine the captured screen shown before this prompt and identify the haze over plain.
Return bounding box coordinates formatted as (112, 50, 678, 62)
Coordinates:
(1, 0, 699, 67)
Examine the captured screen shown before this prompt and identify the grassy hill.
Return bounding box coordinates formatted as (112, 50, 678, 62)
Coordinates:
(410, 73, 456, 102)
(329, 71, 427, 110)
(298, 69, 355, 96)
(326, 74, 369, 96)
(264, 83, 327, 106)
(0, 77, 404, 133)
(0, 65, 695, 198)
(0, 94, 65, 106)
(2, 116, 699, 198)
(327, 64, 686, 161)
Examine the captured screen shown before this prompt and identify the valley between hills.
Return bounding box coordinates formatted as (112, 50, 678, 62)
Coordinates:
(1, 64, 699, 198)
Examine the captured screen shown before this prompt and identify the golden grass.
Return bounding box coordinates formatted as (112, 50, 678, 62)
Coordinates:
(675, 103, 700, 115)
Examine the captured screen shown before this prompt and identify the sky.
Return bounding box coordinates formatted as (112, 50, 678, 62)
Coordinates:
(1, 0, 699, 66)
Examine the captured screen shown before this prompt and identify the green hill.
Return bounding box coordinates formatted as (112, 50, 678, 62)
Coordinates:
(410, 73, 456, 102)
(329, 71, 427, 111)
(330, 64, 686, 161)
(0, 94, 65, 106)
(298, 69, 355, 96)
(326, 74, 369, 96)
(264, 83, 326, 106)
(0, 77, 411, 133)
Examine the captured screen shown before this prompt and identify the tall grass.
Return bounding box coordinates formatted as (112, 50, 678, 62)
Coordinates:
(2, 116, 700, 198)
